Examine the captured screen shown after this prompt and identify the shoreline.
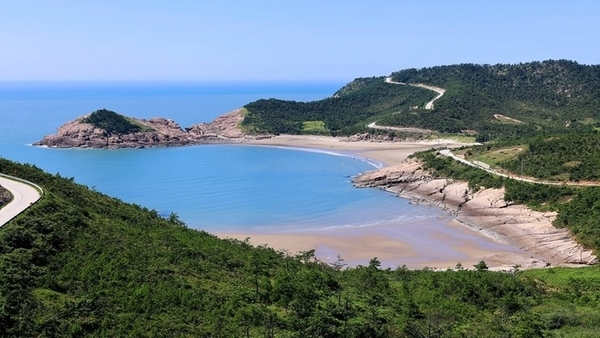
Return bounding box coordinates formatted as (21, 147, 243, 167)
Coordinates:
(244, 134, 461, 166)
(214, 134, 588, 270)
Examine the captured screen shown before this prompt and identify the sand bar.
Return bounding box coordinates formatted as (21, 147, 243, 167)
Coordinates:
(215, 135, 564, 270)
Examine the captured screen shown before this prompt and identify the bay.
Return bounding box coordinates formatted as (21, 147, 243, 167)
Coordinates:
(0, 81, 450, 232)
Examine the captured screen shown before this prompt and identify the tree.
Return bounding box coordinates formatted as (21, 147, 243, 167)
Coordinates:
(474, 260, 489, 271)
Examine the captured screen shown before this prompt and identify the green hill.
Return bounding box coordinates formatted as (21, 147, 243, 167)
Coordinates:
(1, 158, 600, 336)
(242, 60, 600, 141)
(82, 109, 142, 135)
(242, 77, 434, 136)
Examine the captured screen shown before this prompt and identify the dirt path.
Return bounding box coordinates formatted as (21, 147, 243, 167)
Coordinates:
(0, 175, 42, 227)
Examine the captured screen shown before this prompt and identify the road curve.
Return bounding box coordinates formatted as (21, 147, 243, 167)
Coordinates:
(0, 175, 42, 227)
(385, 77, 446, 110)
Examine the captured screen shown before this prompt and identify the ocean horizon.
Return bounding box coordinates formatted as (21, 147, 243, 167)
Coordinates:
(0, 81, 454, 233)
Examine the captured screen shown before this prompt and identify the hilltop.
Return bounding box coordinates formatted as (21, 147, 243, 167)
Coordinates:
(242, 60, 600, 141)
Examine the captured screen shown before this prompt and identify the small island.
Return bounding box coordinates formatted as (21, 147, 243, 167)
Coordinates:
(34, 108, 262, 149)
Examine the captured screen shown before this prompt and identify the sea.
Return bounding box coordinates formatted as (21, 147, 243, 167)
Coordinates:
(0, 81, 535, 267)
(0, 81, 452, 233)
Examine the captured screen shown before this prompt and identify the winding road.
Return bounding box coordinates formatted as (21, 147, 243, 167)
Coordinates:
(384, 77, 446, 110)
(0, 175, 42, 227)
(367, 77, 447, 134)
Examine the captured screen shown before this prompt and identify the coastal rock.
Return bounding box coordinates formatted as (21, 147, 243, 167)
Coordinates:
(35, 108, 266, 149)
(353, 158, 598, 267)
(187, 109, 246, 139)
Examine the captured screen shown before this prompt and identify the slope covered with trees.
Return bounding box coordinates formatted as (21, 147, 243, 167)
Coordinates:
(1, 157, 600, 336)
(497, 132, 600, 182)
(242, 60, 600, 141)
(242, 77, 434, 136)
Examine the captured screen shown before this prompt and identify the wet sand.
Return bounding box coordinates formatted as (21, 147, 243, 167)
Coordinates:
(215, 135, 543, 270)
(218, 218, 539, 270)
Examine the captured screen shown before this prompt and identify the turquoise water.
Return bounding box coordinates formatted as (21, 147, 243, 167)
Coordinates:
(0, 82, 449, 232)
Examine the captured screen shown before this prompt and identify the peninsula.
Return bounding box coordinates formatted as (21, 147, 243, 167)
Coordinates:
(34, 108, 260, 149)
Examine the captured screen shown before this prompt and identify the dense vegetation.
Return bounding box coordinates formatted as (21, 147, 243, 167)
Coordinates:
(242, 77, 434, 136)
(242, 60, 600, 141)
(497, 132, 600, 182)
(2, 157, 600, 336)
(82, 109, 141, 135)
(389, 60, 600, 140)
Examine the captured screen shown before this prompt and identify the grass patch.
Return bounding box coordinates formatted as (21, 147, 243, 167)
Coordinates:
(521, 266, 600, 288)
(578, 117, 597, 125)
(238, 108, 263, 134)
(126, 118, 155, 132)
(301, 120, 329, 134)
(465, 146, 526, 166)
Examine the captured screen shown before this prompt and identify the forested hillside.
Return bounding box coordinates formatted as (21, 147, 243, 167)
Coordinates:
(496, 132, 600, 182)
(242, 77, 433, 136)
(242, 60, 600, 141)
(2, 157, 600, 336)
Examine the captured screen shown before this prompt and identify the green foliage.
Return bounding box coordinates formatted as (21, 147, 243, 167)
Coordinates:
(0, 157, 599, 336)
(500, 132, 600, 181)
(391, 60, 600, 140)
(82, 109, 141, 135)
(555, 187, 600, 250)
(242, 77, 434, 136)
(242, 60, 600, 141)
(301, 120, 329, 135)
(415, 151, 505, 191)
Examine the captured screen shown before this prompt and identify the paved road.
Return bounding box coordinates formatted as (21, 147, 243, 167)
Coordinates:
(384, 77, 446, 110)
(366, 121, 434, 134)
(439, 149, 600, 187)
(0, 175, 42, 227)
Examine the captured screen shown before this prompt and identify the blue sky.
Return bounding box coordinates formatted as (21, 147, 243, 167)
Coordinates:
(1, 1, 599, 82)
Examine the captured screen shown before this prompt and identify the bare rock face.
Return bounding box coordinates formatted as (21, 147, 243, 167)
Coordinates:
(187, 109, 246, 139)
(354, 158, 598, 266)
(0, 185, 11, 207)
(35, 109, 260, 149)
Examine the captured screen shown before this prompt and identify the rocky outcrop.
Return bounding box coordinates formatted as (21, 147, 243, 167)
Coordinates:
(354, 159, 598, 267)
(35, 109, 268, 149)
(186, 109, 246, 139)
(0, 185, 11, 207)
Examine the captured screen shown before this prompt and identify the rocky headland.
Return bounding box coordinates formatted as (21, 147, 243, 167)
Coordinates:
(353, 158, 598, 268)
(35, 109, 267, 149)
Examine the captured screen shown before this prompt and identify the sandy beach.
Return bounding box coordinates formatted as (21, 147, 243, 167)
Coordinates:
(215, 135, 594, 270)
(244, 134, 458, 166)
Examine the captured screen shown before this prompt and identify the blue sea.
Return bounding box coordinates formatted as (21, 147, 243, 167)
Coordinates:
(0, 81, 449, 233)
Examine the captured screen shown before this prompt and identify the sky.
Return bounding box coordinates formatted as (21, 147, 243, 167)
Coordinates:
(1, 1, 599, 82)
